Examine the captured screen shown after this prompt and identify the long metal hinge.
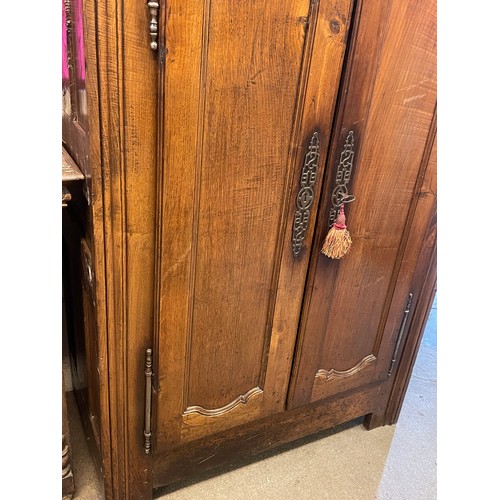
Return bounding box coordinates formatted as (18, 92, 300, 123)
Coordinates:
(388, 293, 414, 377)
(144, 348, 153, 454)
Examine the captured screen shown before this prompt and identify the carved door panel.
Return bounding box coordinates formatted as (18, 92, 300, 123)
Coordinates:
(62, 0, 89, 177)
(154, 0, 354, 449)
(288, 0, 437, 408)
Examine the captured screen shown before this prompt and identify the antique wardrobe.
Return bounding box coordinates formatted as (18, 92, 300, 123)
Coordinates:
(62, 0, 436, 497)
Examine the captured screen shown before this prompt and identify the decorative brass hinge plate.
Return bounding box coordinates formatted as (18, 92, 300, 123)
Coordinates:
(292, 131, 320, 257)
(328, 130, 356, 229)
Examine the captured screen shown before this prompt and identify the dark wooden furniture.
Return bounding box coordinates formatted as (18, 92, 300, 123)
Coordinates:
(62, 147, 84, 498)
(62, 0, 436, 497)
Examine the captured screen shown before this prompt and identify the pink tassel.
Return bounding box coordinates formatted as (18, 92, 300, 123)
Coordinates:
(321, 204, 352, 259)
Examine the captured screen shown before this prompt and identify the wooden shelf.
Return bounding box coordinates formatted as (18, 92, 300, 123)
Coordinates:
(62, 147, 84, 183)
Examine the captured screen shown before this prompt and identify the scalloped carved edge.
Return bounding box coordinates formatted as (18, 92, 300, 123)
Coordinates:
(315, 355, 376, 381)
(183, 387, 263, 417)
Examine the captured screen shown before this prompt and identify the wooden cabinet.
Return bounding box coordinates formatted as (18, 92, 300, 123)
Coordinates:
(62, 0, 436, 497)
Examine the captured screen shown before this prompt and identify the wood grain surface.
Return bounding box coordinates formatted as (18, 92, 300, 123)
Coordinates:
(288, 0, 437, 408)
(155, 0, 353, 450)
(153, 380, 389, 489)
(64, 0, 437, 497)
(75, 0, 159, 497)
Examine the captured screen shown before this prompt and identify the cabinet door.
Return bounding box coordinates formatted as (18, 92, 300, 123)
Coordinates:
(154, 0, 353, 449)
(288, 0, 436, 408)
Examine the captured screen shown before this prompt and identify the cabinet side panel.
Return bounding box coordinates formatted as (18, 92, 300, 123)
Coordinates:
(122, 0, 159, 496)
(86, 0, 159, 497)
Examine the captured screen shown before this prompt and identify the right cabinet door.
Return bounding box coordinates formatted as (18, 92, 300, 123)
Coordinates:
(288, 0, 436, 409)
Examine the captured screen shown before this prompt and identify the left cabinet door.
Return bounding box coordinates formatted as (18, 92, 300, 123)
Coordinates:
(154, 0, 353, 451)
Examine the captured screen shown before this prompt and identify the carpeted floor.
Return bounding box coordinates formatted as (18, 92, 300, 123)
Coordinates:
(64, 297, 437, 500)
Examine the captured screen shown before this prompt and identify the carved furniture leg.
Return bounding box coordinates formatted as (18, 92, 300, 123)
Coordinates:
(62, 370, 75, 498)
